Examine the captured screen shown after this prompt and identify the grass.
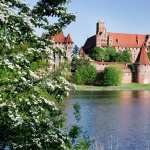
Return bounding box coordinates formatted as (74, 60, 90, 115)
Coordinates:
(75, 83, 150, 91)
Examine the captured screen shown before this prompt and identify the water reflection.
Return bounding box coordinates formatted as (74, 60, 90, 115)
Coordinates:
(65, 91, 150, 150)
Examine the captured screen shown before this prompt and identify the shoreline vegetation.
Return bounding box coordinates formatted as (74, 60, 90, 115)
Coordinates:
(75, 83, 150, 92)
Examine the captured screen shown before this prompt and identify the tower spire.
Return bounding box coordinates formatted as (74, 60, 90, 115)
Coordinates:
(136, 44, 150, 65)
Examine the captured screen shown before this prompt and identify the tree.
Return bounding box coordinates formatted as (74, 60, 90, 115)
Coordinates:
(90, 47, 106, 61)
(105, 47, 117, 62)
(0, 0, 76, 149)
(120, 50, 132, 62)
(103, 66, 123, 86)
(89, 47, 131, 63)
(71, 45, 80, 72)
(114, 50, 131, 63)
(72, 45, 80, 57)
(74, 59, 97, 85)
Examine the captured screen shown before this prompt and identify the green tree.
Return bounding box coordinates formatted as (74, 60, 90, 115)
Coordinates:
(0, 0, 77, 149)
(105, 47, 117, 62)
(74, 59, 97, 85)
(89, 47, 131, 63)
(90, 47, 106, 61)
(119, 50, 132, 63)
(103, 66, 123, 86)
(72, 45, 80, 57)
(71, 45, 80, 72)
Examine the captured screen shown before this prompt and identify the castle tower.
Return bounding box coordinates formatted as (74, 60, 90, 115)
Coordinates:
(96, 20, 108, 47)
(50, 32, 73, 67)
(65, 34, 73, 62)
(135, 45, 150, 84)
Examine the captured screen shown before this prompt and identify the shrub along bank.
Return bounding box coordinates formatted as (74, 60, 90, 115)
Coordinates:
(74, 59, 97, 85)
(73, 59, 123, 86)
(103, 66, 123, 86)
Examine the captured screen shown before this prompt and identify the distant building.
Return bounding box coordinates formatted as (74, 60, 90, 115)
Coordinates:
(81, 20, 150, 62)
(50, 32, 73, 67)
(81, 20, 150, 84)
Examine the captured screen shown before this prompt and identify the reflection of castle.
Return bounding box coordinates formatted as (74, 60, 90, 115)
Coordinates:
(80, 20, 150, 84)
(51, 32, 73, 66)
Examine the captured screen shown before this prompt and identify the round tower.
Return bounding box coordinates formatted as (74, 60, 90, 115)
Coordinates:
(135, 45, 150, 84)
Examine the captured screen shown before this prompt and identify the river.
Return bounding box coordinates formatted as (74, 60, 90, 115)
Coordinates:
(65, 91, 150, 150)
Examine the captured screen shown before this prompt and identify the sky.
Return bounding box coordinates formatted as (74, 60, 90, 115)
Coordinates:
(26, 0, 150, 47)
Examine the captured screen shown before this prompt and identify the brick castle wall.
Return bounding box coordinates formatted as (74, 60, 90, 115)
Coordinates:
(91, 61, 132, 84)
(136, 65, 150, 84)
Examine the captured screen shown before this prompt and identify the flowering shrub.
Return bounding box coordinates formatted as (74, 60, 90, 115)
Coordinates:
(0, 0, 76, 149)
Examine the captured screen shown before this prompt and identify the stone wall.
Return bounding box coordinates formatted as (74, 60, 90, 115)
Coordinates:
(136, 65, 150, 84)
(52, 42, 73, 67)
(122, 68, 132, 84)
(91, 61, 132, 84)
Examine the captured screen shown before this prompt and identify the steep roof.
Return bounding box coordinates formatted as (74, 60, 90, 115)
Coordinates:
(108, 32, 146, 48)
(82, 35, 96, 54)
(65, 34, 73, 43)
(136, 45, 150, 65)
(51, 32, 73, 44)
(51, 32, 65, 43)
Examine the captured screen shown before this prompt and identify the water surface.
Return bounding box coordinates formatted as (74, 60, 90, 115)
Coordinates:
(65, 91, 150, 150)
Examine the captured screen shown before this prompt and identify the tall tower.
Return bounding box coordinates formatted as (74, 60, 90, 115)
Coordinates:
(96, 20, 108, 47)
(65, 34, 73, 62)
(135, 45, 150, 84)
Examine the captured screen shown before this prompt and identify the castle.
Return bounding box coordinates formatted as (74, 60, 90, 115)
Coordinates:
(80, 20, 150, 84)
(50, 32, 73, 67)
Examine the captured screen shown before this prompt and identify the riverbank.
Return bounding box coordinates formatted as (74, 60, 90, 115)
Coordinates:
(75, 83, 150, 91)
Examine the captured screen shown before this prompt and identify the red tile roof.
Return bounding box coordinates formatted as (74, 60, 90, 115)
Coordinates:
(65, 34, 73, 43)
(136, 45, 150, 64)
(51, 32, 73, 44)
(51, 32, 65, 43)
(83, 33, 147, 54)
(108, 32, 146, 48)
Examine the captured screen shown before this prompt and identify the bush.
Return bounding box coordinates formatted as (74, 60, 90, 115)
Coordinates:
(95, 72, 104, 85)
(74, 59, 97, 85)
(103, 66, 122, 86)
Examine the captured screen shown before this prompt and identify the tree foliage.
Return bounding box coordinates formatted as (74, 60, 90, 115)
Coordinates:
(115, 50, 132, 62)
(0, 0, 76, 149)
(89, 47, 132, 63)
(89, 47, 106, 61)
(71, 45, 80, 72)
(103, 66, 123, 86)
(74, 59, 97, 85)
(72, 45, 80, 57)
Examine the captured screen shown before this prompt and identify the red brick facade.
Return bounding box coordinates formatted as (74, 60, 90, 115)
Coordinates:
(50, 32, 73, 65)
(82, 20, 150, 62)
(81, 20, 150, 84)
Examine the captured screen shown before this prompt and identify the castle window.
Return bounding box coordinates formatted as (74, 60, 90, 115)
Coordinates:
(116, 38, 119, 43)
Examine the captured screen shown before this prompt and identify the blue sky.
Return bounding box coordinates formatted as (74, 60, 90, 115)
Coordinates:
(26, 0, 150, 47)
